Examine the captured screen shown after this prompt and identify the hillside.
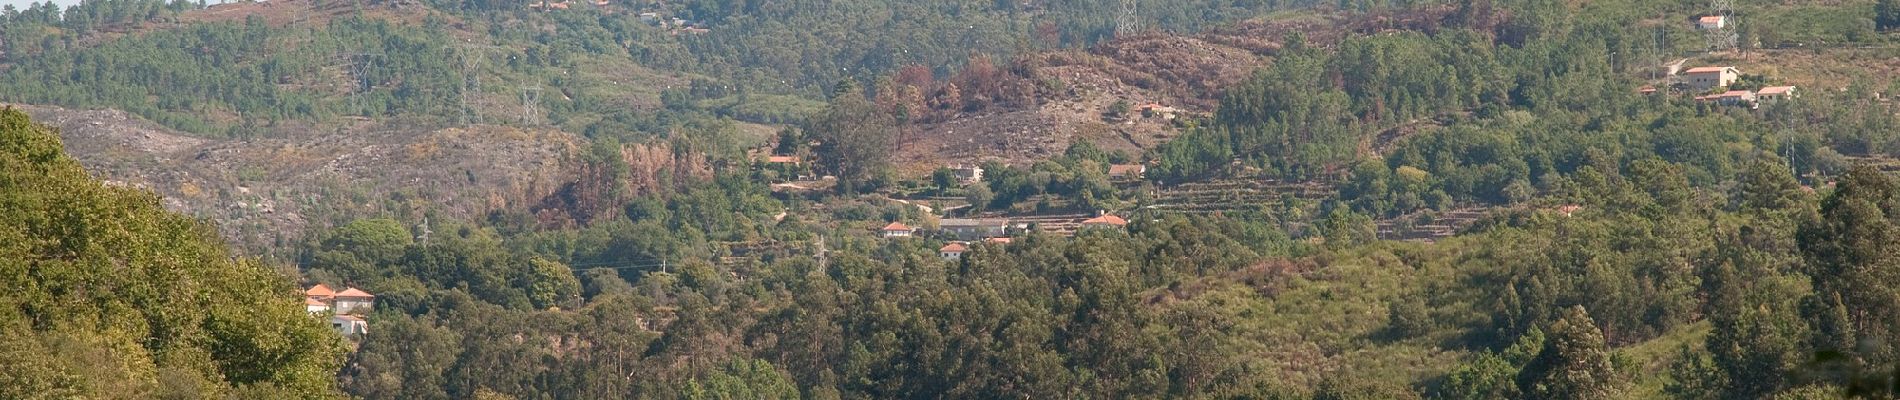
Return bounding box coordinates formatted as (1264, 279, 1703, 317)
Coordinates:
(17, 103, 583, 253)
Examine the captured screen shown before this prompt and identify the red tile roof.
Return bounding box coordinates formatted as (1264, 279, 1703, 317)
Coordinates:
(940, 243, 968, 253)
(1699, 16, 1724, 24)
(305, 298, 329, 306)
(1684, 66, 1733, 74)
(984, 237, 1013, 244)
(881, 222, 912, 232)
(1108, 164, 1146, 177)
(334, 288, 375, 298)
(1757, 86, 1795, 95)
(1082, 215, 1128, 226)
(765, 155, 800, 163)
(305, 284, 334, 298)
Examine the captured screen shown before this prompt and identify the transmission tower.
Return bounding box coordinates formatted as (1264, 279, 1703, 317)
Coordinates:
(457, 44, 507, 126)
(1703, 0, 1737, 52)
(519, 85, 544, 126)
(1115, 0, 1138, 37)
(347, 53, 384, 113)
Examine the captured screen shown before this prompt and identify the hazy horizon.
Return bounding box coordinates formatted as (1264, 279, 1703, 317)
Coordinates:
(2, 0, 82, 10)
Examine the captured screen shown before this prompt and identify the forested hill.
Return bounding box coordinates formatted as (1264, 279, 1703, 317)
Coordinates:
(0, 107, 344, 398)
(12, 0, 1900, 398)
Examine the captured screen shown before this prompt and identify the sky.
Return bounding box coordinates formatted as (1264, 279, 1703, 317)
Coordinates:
(3, 0, 84, 11)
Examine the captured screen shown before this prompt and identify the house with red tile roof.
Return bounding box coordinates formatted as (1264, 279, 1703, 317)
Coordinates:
(305, 284, 335, 301)
(1108, 164, 1146, 180)
(1697, 15, 1726, 30)
(1080, 214, 1128, 230)
(939, 242, 968, 260)
(1757, 86, 1798, 104)
(880, 222, 914, 238)
(333, 287, 376, 314)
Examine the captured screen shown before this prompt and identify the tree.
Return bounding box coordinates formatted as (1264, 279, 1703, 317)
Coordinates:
(1878, 0, 1900, 31)
(1798, 166, 1900, 365)
(524, 258, 581, 310)
(1517, 306, 1622, 400)
(0, 107, 345, 397)
(810, 81, 895, 194)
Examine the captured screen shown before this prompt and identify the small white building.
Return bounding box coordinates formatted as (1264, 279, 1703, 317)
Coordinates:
(939, 242, 968, 261)
(1697, 15, 1727, 30)
(331, 315, 369, 336)
(1683, 67, 1741, 91)
(880, 222, 914, 238)
(305, 297, 332, 314)
(1757, 86, 1798, 104)
(950, 165, 984, 184)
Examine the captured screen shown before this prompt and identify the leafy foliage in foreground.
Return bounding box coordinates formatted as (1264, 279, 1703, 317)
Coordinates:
(0, 108, 344, 398)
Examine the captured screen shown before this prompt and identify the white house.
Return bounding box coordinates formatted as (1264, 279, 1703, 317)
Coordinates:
(305, 298, 332, 314)
(950, 165, 984, 184)
(1683, 67, 1740, 91)
(331, 315, 369, 336)
(939, 242, 968, 261)
(1757, 86, 1798, 104)
(332, 287, 376, 314)
(880, 222, 914, 238)
(1697, 15, 1727, 30)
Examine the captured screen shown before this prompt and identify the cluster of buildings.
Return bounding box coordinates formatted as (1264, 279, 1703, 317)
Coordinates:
(1661, 66, 1798, 109)
(881, 214, 1130, 260)
(305, 284, 375, 336)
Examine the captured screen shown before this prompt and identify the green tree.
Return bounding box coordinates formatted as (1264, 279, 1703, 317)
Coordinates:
(1798, 166, 1900, 364)
(810, 81, 895, 194)
(0, 107, 344, 397)
(1516, 306, 1621, 400)
(1878, 0, 1900, 31)
(524, 258, 581, 310)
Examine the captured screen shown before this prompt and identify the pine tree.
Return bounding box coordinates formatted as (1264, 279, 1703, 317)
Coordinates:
(1517, 306, 1622, 400)
(1878, 0, 1900, 31)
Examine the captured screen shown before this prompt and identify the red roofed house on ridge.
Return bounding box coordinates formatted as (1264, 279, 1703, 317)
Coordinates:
(1080, 214, 1128, 230)
(880, 222, 914, 238)
(939, 242, 968, 260)
(305, 283, 335, 301)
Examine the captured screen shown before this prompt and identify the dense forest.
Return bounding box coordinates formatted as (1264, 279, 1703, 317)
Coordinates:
(7, 0, 1900, 398)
